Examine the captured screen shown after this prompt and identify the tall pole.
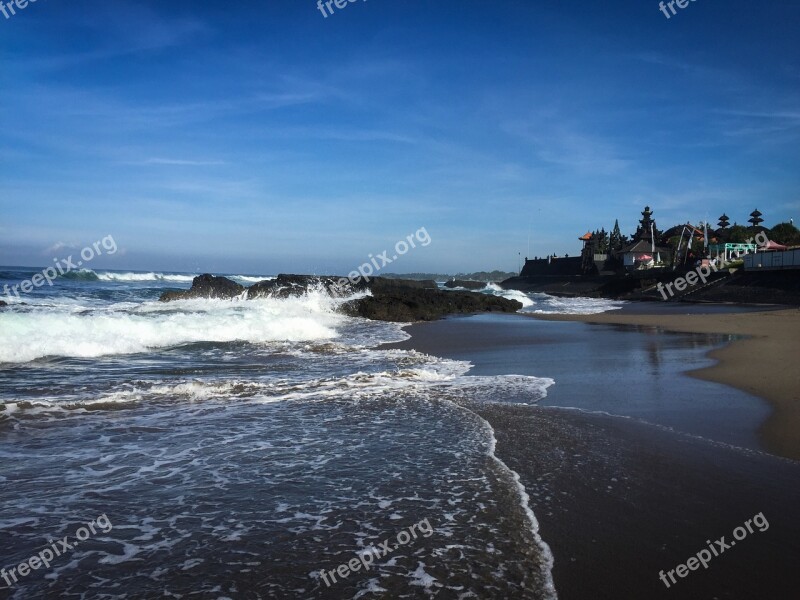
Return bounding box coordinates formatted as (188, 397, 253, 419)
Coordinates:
(675, 227, 685, 270)
(650, 222, 655, 255)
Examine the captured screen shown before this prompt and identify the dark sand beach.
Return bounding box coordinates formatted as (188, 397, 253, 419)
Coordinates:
(384, 311, 800, 599)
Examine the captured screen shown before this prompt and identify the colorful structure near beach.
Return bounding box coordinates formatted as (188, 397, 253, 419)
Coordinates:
(618, 206, 673, 271)
(520, 205, 799, 279)
(520, 205, 675, 278)
(507, 205, 800, 304)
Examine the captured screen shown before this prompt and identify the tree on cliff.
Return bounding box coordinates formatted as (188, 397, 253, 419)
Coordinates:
(609, 219, 623, 252)
(726, 224, 750, 243)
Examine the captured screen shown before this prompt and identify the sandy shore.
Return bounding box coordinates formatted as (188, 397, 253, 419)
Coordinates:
(533, 308, 800, 460)
(385, 313, 800, 598)
(470, 403, 800, 600)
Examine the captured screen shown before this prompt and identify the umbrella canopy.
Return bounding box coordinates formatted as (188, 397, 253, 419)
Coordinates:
(764, 240, 789, 251)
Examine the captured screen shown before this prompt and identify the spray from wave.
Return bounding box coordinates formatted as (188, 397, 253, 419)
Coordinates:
(522, 293, 625, 315)
(0, 288, 360, 364)
(50, 269, 275, 284)
(95, 271, 197, 283)
(481, 283, 535, 307)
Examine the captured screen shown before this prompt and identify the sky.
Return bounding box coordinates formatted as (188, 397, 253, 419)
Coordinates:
(0, 0, 798, 275)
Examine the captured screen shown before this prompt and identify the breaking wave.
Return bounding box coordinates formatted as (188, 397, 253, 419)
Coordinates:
(0, 289, 360, 364)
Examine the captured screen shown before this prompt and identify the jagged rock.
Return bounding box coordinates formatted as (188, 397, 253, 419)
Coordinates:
(342, 287, 522, 322)
(0, 300, 6, 308)
(245, 275, 438, 299)
(370, 278, 438, 291)
(159, 273, 521, 321)
(247, 274, 345, 299)
(159, 274, 245, 302)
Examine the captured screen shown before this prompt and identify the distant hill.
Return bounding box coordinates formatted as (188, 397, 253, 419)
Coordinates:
(381, 271, 516, 282)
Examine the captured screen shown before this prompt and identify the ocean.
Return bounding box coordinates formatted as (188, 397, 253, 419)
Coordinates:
(0, 267, 625, 599)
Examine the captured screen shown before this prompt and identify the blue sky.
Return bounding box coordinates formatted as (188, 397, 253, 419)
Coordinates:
(1, 0, 798, 274)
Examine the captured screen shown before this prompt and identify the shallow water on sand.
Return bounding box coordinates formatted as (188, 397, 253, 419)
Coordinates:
(385, 313, 773, 453)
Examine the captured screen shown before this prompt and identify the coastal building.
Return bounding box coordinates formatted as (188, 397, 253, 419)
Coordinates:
(519, 205, 797, 280)
(710, 242, 760, 263)
(519, 254, 583, 278)
(579, 231, 610, 275)
(744, 247, 799, 271)
(618, 206, 672, 271)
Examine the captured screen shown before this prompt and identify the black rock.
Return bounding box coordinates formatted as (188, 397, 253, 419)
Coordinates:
(247, 274, 347, 299)
(0, 300, 6, 308)
(159, 274, 245, 302)
(342, 285, 522, 322)
(158, 273, 521, 321)
(370, 278, 438, 292)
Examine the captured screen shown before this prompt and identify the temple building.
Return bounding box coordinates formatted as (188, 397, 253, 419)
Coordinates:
(618, 206, 672, 271)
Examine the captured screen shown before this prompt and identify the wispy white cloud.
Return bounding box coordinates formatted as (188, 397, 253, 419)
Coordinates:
(10, 2, 210, 71)
(503, 116, 631, 176)
(43, 242, 78, 255)
(714, 108, 800, 137)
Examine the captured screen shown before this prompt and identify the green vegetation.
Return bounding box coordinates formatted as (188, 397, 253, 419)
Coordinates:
(770, 222, 800, 246)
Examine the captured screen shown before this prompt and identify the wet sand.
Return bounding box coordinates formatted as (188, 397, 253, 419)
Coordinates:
(535, 307, 800, 460)
(384, 312, 800, 599)
(472, 403, 800, 600)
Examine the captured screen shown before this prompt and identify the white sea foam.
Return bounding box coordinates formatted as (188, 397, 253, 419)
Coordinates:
(69, 270, 276, 284)
(522, 293, 625, 314)
(409, 562, 437, 587)
(1, 350, 554, 416)
(480, 284, 624, 314)
(230, 275, 276, 284)
(482, 283, 535, 307)
(470, 409, 558, 600)
(94, 271, 197, 283)
(0, 290, 351, 363)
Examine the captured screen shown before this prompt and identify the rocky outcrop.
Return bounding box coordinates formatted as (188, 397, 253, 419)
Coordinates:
(246, 274, 342, 299)
(341, 287, 521, 322)
(443, 280, 487, 290)
(159, 274, 245, 302)
(0, 300, 6, 308)
(159, 274, 520, 321)
(369, 278, 438, 292)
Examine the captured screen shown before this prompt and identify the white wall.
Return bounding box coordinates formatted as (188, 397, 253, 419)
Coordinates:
(744, 249, 800, 270)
